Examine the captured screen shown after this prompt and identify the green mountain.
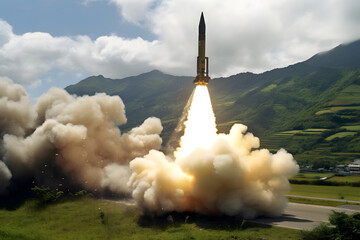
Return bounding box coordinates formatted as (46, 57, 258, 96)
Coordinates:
(66, 70, 194, 139)
(66, 39, 360, 167)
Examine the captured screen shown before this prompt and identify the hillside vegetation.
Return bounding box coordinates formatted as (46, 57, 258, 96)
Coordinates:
(66, 40, 360, 168)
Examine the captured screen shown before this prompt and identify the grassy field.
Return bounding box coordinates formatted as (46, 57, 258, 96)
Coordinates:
(291, 173, 360, 185)
(278, 129, 326, 136)
(315, 106, 360, 115)
(0, 198, 302, 240)
(286, 196, 360, 207)
(261, 84, 277, 92)
(325, 132, 357, 141)
(341, 125, 360, 131)
(327, 84, 360, 106)
(294, 173, 334, 179)
(287, 184, 360, 201)
(327, 176, 360, 183)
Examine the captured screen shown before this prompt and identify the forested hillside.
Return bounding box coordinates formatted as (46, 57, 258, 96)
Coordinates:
(66, 40, 360, 167)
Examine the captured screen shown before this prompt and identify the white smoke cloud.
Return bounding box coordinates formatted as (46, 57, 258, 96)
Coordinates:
(2, 0, 360, 88)
(0, 161, 11, 193)
(0, 78, 162, 194)
(129, 124, 299, 218)
(0, 77, 36, 136)
(128, 86, 299, 218)
(0, 77, 298, 219)
(101, 163, 131, 193)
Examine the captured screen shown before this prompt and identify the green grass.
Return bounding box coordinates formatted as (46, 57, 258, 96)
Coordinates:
(287, 184, 360, 201)
(303, 129, 328, 132)
(261, 84, 277, 92)
(325, 132, 357, 141)
(331, 152, 360, 156)
(327, 176, 360, 183)
(327, 84, 360, 106)
(279, 130, 302, 134)
(0, 198, 302, 240)
(297, 132, 323, 135)
(278, 129, 327, 136)
(316, 106, 360, 115)
(287, 196, 360, 207)
(341, 125, 360, 131)
(293, 173, 334, 179)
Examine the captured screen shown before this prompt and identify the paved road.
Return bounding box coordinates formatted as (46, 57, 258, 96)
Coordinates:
(112, 199, 359, 230)
(252, 202, 360, 230)
(285, 194, 360, 204)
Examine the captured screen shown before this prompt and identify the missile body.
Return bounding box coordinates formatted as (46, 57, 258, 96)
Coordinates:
(193, 12, 210, 86)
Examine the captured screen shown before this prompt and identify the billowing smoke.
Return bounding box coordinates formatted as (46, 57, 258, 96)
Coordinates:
(0, 78, 298, 219)
(0, 161, 11, 193)
(0, 77, 36, 137)
(0, 78, 162, 194)
(128, 86, 299, 219)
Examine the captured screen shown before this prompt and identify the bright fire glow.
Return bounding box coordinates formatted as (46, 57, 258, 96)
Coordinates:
(174, 85, 217, 159)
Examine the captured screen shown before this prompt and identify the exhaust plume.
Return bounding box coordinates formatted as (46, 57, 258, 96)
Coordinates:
(0, 78, 298, 219)
(128, 86, 299, 218)
(0, 77, 36, 136)
(0, 78, 162, 194)
(165, 89, 194, 154)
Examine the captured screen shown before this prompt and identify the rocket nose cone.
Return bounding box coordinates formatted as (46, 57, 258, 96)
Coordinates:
(199, 12, 205, 35)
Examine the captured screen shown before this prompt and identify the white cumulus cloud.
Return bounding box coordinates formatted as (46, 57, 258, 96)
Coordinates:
(1, 0, 360, 88)
(110, 0, 158, 25)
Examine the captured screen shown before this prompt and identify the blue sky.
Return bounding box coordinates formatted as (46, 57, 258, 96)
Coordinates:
(0, 0, 154, 40)
(1, 0, 360, 100)
(0, 0, 156, 100)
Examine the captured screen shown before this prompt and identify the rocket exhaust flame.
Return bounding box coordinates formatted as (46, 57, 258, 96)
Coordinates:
(129, 83, 299, 218)
(174, 86, 217, 159)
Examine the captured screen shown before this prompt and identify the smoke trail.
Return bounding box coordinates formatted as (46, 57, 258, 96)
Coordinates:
(165, 88, 195, 155)
(0, 78, 162, 195)
(128, 86, 299, 218)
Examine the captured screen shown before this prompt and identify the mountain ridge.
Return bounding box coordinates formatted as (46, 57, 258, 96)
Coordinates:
(66, 39, 360, 167)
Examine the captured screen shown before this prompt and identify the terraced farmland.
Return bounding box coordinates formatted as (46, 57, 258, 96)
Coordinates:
(325, 132, 357, 141)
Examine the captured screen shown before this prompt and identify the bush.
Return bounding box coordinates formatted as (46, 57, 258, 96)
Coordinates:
(302, 211, 360, 240)
(72, 190, 93, 198)
(31, 186, 63, 205)
(301, 223, 333, 240)
(329, 211, 360, 240)
(31, 186, 94, 206)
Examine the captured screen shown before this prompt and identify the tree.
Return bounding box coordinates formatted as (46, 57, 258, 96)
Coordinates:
(302, 211, 360, 240)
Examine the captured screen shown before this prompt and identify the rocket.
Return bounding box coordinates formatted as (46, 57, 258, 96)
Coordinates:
(193, 12, 210, 86)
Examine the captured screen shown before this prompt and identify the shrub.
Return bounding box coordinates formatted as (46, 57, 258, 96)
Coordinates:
(301, 223, 333, 240)
(73, 190, 93, 198)
(302, 211, 360, 240)
(31, 186, 63, 205)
